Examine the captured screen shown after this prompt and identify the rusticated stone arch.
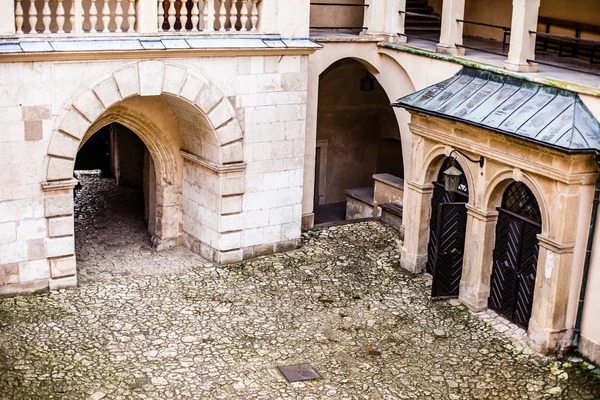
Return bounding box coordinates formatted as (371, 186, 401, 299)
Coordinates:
(421, 146, 476, 205)
(45, 60, 243, 182)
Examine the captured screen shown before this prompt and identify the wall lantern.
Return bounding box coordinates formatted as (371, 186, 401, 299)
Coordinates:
(442, 149, 485, 192)
(360, 73, 375, 91)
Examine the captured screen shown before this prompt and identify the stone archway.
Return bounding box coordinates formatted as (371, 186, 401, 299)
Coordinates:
(41, 61, 246, 290)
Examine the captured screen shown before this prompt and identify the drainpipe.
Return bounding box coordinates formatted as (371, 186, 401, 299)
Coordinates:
(573, 152, 600, 348)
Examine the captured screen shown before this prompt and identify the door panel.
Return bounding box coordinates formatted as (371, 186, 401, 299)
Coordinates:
(431, 202, 468, 298)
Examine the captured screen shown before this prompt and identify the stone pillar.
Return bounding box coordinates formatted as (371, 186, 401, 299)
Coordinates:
(459, 205, 499, 311)
(0, 0, 15, 35)
(504, 0, 540, 72)
(151, 184, 182, 251)
(42, 179, 79, 291)
(301, 55, 319, 230)
(436, 0, 465, 55)
(400, 179, 434, 273)
(137, 0, 159, 33)
(527, 235, 575, 353)
(260, 0, 310, 38)
(363, 0, 406, 42)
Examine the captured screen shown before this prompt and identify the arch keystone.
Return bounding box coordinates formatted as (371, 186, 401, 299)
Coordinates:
(113, 65, 140, 98)
(139, 61, 164, 96)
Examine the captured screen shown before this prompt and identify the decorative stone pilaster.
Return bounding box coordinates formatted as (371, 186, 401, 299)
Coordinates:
(364, 0, 407, 43)
(41, 178, 78, 291)
(136, 0, 158, 33)
(458, 205, 499, 311)
(504, 0, 540, 73)
(400, 179, 434, 273)
(0, 0, 16, 35)
(436, 0, 465, 55)
(527, 234, 575, 354)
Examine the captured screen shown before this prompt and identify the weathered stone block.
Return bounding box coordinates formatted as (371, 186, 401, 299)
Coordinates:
(0, 241, 27, 264)
(19, 259, 49, 282)
(24, 121, 43, 141)
(59, 109, 90, 139)
(219, 231, 242, 251)
(50, 255, 76, 278)
(27, 238, 46, 260)
(3, 263, 19, 284)
(48, 131, 80, 159)
(216, 249, 243, 264)
(208, 100, 234, 129)
(163, 64, 187, 95)
(49, 275, 77, 291)
(47, 157, 75, 181)
(93, 77, 122, 108)
(0, 222, 16, 244)
(22, 105, 51, 121)
(0, 279, 48, 298)
(44, 194, 73, 217)
(221, 176, 245, 196)
(73, 89, 105, 122)
(221, 141, 243, 164)
(219, 213, 243, 233)
(196, 83, 223, 114)
(139, 61, 164, 96)
(114, 65, 140, 98)
(45, 236, 74, 258)
(221, 195, 242, 215)
(48, 216, 74, 238)
(179, 73, 207, 102)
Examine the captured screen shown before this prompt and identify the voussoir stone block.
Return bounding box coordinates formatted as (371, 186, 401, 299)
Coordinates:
(59, 109, 91, 139)
(163, 65, 187, 95)
(221, 141, 243, 164)
(196, 83, 223, 114)
(47, 157, 75, 181)
(179, 73, 207, 102)
(113, 65, 140, 98)
(73, 89, 105, 122)
(50, 255, 76, 278)
(48, 132, 80, 159)
(93, 76, 122, 108)
(208, 100, 235, 130)
(216, 120, 243, 145)
(139, 61, 164, 96)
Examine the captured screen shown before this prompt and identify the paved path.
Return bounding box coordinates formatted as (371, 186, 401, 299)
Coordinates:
(1, 175, 599, 399)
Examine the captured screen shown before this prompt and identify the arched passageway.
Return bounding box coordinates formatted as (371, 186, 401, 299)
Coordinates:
(314, 58, 403, 224)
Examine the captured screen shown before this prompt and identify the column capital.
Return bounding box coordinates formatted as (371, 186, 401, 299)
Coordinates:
(465, 205, 499, 222)
(536, 235, 575, 255)
(406, 179, 434, 194)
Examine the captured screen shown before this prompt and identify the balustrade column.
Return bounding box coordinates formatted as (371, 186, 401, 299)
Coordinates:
(436, 0, 466, 55)
(505, 0, 540, 72)
(9, 0, 19, 34)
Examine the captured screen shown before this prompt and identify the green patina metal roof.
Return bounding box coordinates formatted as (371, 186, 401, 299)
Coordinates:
(392, 67, 600, 154)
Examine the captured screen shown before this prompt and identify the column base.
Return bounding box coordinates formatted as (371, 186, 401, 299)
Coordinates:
(151, 235, 178, 251)
(436, 44, 466, 56)
(49, 275, 77, 291)
(400, 246, 427, 273)
(527, 319, 573, 355)
(504, 60, 538, 73)
(301, 213, 315, 230)
(458, 282, 489, 312)
(385, 34, 408, 44)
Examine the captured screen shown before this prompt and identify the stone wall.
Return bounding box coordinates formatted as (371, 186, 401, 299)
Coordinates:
(0, 53, 310, 296)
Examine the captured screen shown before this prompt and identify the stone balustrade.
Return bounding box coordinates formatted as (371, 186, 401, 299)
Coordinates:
(10, 0, 263, 35)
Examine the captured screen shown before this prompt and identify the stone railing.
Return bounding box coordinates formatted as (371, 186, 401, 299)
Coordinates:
(11, 0, 262, 35)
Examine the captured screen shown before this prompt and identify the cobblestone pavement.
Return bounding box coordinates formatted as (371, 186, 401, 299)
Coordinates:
(1, 176, 600, 399)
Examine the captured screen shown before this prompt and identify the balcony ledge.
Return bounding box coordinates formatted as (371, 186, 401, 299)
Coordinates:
(0, 36, 322, 61)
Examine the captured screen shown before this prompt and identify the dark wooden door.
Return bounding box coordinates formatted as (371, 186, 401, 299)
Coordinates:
(431, 202, 468, 298)
(489, 209, 541, 327)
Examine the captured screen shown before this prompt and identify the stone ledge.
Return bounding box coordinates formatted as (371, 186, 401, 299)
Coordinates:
(242, 239, 301, 260)
(41, 178, 78, 192)
(373, 173, 404, 190)
(181, 150, 246, 175)
(0, 279, 49, 298)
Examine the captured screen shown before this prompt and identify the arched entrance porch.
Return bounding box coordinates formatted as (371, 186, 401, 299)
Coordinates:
(41, 61, 246, 290)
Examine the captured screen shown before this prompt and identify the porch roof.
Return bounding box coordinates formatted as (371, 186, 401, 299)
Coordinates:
(392, 67, 600, 154)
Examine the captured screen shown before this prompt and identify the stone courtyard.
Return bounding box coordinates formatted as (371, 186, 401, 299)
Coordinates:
(0, 175, 600, 399)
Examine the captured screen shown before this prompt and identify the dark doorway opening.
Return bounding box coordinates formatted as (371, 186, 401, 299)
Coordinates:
(489, 182, 542, 328)
(427, 158, 469, 298)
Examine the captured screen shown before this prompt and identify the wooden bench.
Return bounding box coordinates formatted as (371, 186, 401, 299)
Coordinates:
(536, 17, 600, 64)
